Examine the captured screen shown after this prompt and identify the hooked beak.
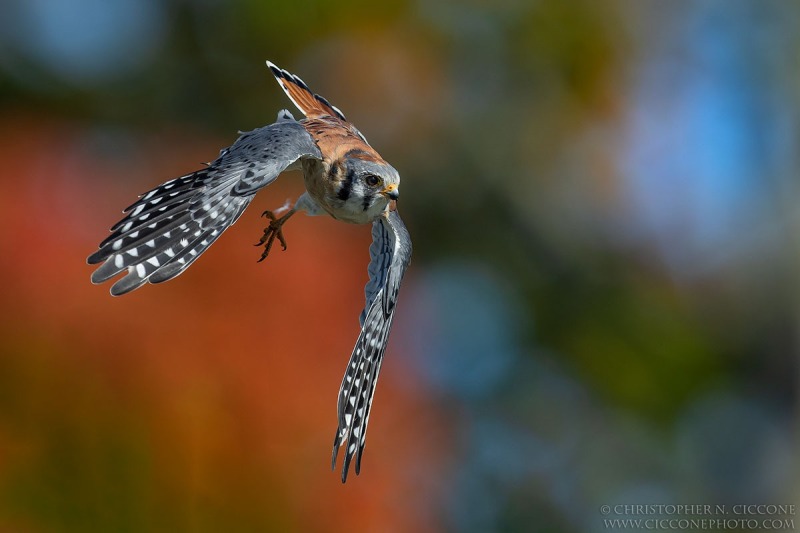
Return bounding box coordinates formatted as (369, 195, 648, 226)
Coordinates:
(382, 184, 399, 201)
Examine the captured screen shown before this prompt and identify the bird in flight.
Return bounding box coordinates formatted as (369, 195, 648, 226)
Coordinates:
(87, 61, 412, 483)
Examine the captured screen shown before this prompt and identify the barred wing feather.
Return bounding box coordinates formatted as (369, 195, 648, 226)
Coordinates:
(87, 118, 321, 295)
(331, 209, 412, 482)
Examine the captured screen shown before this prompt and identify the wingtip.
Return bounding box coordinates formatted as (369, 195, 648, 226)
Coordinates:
(332, 436, 351, 483)
(331, 433, 339, 471)
(109, 280, 131, 297)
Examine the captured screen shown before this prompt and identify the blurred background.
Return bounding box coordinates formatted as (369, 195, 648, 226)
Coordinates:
(0, 0, 797, 531)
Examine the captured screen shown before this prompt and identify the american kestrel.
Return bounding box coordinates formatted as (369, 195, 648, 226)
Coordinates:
(87, 61, 412, 483)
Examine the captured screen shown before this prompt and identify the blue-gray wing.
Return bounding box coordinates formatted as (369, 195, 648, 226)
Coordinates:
(87, 113, 321, 295)
(331, 209, 412, 482)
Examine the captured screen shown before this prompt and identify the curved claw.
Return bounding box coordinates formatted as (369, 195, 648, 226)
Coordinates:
(255, 208, 296, 262)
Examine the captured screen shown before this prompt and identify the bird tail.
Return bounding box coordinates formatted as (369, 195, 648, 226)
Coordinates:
(266, 61, 347, 121)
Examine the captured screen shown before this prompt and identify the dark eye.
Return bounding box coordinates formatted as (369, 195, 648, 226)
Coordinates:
(365, 175, 381, 187)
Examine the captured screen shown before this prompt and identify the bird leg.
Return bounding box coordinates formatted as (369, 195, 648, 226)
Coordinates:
(254, 206, 297, 262)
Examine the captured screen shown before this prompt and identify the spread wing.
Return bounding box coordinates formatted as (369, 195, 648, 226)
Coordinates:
(87, 114, 321, 295)
(331, 208, 412, 483)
